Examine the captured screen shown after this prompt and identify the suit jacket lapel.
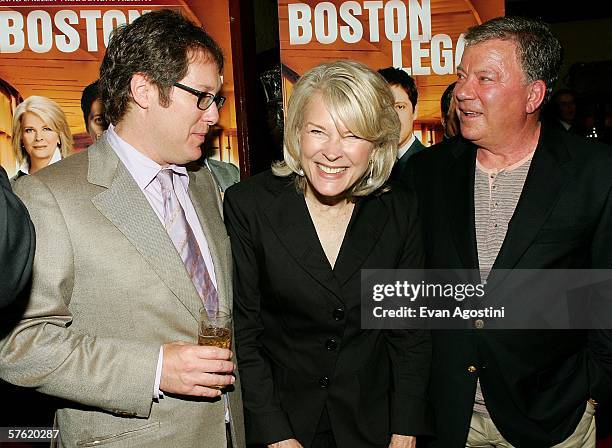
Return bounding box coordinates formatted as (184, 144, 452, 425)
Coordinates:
(491, 126, 571, 271)
(88, 139, 202, 321)
(188, 168, 232, 311)
(264, 181, 344, 303)
(446, 140, 480, 271)
(333, 195, 388, 287)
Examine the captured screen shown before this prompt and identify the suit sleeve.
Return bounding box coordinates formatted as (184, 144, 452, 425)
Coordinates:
(0, 168, 35, 307)
(588, 181, 612, 403)
(0, 174, 159, 417)
(224, 188, 294, 444)
(386, 186, 433, 436)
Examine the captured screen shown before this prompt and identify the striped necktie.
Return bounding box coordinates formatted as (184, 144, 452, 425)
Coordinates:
(156, 169, 219, 315)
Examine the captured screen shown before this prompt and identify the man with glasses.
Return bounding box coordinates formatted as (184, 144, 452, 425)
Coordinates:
(0, 10, 244, 447)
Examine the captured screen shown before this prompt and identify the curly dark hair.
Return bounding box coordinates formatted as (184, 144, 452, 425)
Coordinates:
(99, 9, 224, 125)
(464, 16, 562, 106)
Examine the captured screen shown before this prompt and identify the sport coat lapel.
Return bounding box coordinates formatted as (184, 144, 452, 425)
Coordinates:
(188, 167, 232, 310)
(491, 126, 571, 272)
(264, 181, 344, 303)
(333, 195, 389, 287)
(88, 138, 202, 321)
(446, 140, 480, 271)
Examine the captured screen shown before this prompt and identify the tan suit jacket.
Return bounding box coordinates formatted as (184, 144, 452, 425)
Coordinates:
(0, 137, 245, 448)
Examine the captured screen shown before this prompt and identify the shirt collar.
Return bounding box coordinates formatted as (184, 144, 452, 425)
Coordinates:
(106, 123, 188, 190)
(397, 134, 417, 160)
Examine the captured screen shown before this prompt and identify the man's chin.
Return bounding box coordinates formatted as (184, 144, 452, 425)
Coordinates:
(184, 146, 204, 164)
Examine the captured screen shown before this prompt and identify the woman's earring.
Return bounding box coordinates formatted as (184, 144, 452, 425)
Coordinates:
(297, 168, 304, 176)
(366, 159, 375, 186)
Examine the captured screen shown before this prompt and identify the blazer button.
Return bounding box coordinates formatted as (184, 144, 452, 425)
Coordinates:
(474, 319, 484, 329)
(325, 338, 338, 351)
(319, 376, 330, 388)
(467, 366, 477, 373)
(332, 308, 345, 321)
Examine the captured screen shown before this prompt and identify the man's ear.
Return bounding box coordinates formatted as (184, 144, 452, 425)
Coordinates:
(130, 73, 151, 109)
(413, 104, 419, 120)
(526, 80, 546, 114)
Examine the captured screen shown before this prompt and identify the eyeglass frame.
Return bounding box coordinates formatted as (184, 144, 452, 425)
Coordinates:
(173, 82, 226, 111)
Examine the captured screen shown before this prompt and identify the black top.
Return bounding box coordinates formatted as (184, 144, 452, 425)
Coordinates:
(224, 171, 432, 447)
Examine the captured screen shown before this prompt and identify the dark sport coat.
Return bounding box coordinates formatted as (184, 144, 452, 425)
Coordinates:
(405, 125, 612, 447)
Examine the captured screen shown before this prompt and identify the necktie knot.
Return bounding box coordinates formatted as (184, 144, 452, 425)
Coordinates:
(156, 168, 175, 191)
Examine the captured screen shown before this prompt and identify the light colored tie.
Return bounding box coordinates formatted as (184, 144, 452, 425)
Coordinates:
(156, 169, 219, 314)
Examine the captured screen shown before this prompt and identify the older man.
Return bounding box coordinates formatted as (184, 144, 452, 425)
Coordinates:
(406, 16, 612, 448)
(0, 10, 244, 447)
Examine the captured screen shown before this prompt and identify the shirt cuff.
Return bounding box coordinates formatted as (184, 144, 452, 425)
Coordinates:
(154, 346, 164, 399)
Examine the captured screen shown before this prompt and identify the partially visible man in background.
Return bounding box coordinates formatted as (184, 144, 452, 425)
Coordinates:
(548, 88, 579, 133)
(378, 67, 425, 180)
(81, 80, 109, 142)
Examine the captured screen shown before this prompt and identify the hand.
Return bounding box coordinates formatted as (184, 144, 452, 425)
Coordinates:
(160, 341, 235, 397)
(267, 439, 303, 448)
(389, 434, 416, 448)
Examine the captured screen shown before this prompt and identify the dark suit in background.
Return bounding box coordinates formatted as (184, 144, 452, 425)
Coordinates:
(407, 126, 612, 447)
(206, 158, 240, 193)
(224, 171, 431, 447)
(390, 138, 425, 181)
(0, 166, 34, 307)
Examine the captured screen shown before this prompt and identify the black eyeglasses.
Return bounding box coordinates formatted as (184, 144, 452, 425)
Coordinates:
(173, 82, 226, 111)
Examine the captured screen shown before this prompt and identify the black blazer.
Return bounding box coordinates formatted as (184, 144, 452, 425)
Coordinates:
(405, 125, 612, 447)
(224, 171, 432, 448)
(0, 167, 35, 307)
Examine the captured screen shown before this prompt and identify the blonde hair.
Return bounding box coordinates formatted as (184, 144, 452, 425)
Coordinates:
(273, 60, 400, 198)
(12, 96, 73, 165)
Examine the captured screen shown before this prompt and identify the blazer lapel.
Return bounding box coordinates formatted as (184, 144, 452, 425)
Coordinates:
(88, 139, 202, 321)
(264, 181, 344, 303)
(333, 195, 388, 287)
(188, 168, 232, 311)
(491, 127, 571, 271)
(446, 140, 480, 271)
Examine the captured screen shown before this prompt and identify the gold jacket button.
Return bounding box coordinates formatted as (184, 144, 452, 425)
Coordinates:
(474, 319, 484, 329)
(467, 365, 477, 373)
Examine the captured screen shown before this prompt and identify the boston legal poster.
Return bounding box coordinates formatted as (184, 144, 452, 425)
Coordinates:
(0, 0, 240, 178)
(278, 0, 504, 145)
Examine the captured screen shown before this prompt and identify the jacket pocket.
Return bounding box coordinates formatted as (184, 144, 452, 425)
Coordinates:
(76, 422, 160, 447)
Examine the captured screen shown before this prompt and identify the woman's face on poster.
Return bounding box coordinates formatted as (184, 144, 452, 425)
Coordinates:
(21, 112, 60, 163)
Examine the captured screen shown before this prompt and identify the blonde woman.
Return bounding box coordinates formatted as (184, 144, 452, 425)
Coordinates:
(225, 60, 431, 448)
(11, 96, 72, 179)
